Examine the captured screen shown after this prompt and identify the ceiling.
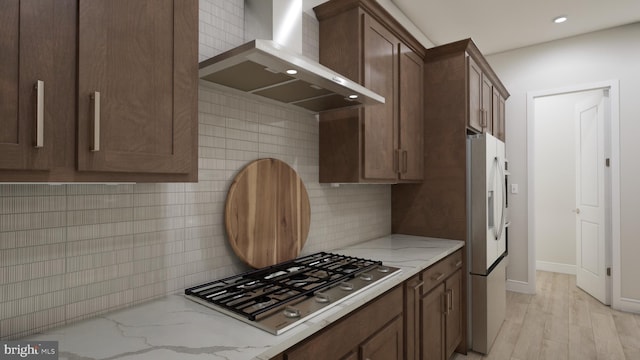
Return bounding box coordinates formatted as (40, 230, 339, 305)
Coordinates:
(304, 0, 640, 55)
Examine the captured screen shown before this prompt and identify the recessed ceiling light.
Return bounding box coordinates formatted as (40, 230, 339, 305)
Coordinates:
(348, 94, 358, 99)
(553, 16, 568, 24)
(286, 69, 298, 75)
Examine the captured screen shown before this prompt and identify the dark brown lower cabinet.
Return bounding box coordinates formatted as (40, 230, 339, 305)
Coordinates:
(282, 286, 403, 360)
(405, 250, 464, 360)
(361, 316, 403, 360)
(421, 283, 445, 360)
(275, 250, 464, 360)
(445, 270, 463, 357)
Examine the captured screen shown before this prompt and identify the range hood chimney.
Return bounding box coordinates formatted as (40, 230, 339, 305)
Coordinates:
(199, 0, 384, 113)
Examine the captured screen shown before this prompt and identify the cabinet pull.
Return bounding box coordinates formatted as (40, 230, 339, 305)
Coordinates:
(412, 279, 423, 360)
(412, 280, 424, 291)
(432, 272, 445, 282)
(447, 289, 453, 314)
(393, 149, 399, 173)
(402, 150, 408, 174)
(454, 260, 463, 268)
(481, 109, 487, 128)
(34, 80, 44, 148)
(90, 92, 101, 152)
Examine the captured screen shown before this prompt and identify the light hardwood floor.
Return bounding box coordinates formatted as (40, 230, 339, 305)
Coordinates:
(454, 271, 640, 360)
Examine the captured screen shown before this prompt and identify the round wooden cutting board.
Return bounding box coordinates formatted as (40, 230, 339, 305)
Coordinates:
(225, 158, 311, 268)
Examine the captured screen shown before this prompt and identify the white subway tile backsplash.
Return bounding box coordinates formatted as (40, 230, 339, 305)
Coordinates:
(0, 0, 390, 340)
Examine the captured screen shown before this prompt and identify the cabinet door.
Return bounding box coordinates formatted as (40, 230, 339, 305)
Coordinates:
(445, 269, 463, 359)
(0, 0, 55, 170)
(404, 275, 422, 360)
(398, 43, 424, 181)
(77, 0, 197, 174)
(481, 74, 493, 134)
(497, 95, 506, 141)
(362, 14, 398, 181)
(491, 87, 500, 137)
(467, 57, 483, 133)
(341, 352, 357, 360)
(421, 283, 445, 360)
(361, 316, 403, 360)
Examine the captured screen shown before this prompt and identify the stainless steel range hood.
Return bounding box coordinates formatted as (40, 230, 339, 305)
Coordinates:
(198, 1, 384, 113)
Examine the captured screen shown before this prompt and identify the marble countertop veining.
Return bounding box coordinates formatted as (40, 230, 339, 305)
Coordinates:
(24, 234, 464, 360)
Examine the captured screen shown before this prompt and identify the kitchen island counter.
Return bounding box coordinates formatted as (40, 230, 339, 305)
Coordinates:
(23, 235, 464, 360)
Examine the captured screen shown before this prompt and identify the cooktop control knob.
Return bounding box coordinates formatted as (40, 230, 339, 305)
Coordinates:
(314, 292, 331, 303)
(339, 282, 354, 291)
(360, 273, 373, 281)
(283, 306, 301, 318)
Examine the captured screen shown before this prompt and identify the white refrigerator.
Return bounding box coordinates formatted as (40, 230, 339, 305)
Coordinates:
(467, 133, 508, 354)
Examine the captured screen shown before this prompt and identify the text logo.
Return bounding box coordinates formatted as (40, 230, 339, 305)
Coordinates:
(0, 342, 58, 359)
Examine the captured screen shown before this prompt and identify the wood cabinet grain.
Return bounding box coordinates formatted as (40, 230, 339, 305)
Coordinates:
(0, 0, 198, 182)
(421, 283, 446, 360)
(399, 43, 424, 181)
(467, 57, 483, 134)
(0, 0, 60, 171)
(445, 269, 463, 358)
(77, 0, 197, 175)
(405, 250, 464, 360)
(360, 315, 403, 360)
(362, 14, 398, 181)
(392, 38, 509, 240)
(315, 0, 425, 184)
(283, 286, 403, 360)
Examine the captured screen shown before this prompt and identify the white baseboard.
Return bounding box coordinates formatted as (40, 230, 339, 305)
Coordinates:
(614, 297, 640, 314)
(536, 260, 576, 275)
(506, 279, 535, 294)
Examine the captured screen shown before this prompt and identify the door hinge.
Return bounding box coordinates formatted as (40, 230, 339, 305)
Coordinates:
(606, 158, 610, 167)
(607, 267, 611, 276)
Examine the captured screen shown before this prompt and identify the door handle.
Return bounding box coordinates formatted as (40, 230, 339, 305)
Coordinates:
(90, 92, 101, 152)
(34, 80, 45, 148)
(496, 156, 506, 240)
(402, 150, 408, 174)
(573, 208, 581, 214)
(481, 109, 487, 128)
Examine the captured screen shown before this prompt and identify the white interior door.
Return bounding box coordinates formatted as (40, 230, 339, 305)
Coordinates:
(575, 94, 610, 305)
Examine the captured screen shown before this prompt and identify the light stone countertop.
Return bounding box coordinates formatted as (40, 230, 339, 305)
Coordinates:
(25, 234, 464, 360)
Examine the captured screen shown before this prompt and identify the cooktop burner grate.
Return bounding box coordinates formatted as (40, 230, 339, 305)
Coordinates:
(184, 251, 400, 334)
(185, 252, 382, 321)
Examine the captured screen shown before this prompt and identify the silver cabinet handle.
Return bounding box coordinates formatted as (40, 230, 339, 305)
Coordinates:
(432, 272, 445, 282)
(481, 109, 487, 128)
(34, 80, 44, 148)
(455, 260, 463, 268)
(402, 150, 408, 174)
(90, 92, 101, 152)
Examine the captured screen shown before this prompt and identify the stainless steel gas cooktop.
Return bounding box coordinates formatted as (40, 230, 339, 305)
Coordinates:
(184, 252, 400, 335)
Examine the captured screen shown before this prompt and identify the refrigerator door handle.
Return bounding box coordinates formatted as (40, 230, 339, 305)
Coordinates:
(496, 157, 507, 241)
(487, 189, 495, 228)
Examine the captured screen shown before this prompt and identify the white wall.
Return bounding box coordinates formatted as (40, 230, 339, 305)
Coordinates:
(487, 22, 640, 302)
(533, 90, 602, 274)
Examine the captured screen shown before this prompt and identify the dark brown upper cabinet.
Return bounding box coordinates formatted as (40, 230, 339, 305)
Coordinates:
(314, 0, 425, 184)
(466, 47, 508, 139)
(0, 0, 57, 171)
(392, 39, 509, 243)
(77, 0, 196, 175)
(0, 0, 198, 182)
